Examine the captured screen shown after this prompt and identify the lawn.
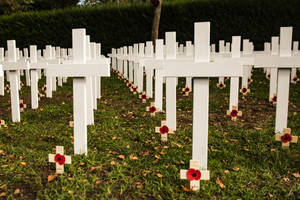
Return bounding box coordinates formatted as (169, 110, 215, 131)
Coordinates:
(0, 68, 299, 199)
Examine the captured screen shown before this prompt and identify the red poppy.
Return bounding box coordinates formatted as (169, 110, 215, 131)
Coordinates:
(160, 125, 169, 134)
(231, 110, 238, 117)
(242, 88, 247, 93)
(149, 106, 156, 113)
(272, 96, 277, 102)
(219, 83, 224, 88)
(184, 88, 190, 92)
(267, 74, 270, 79)
(141, 94, 147, 99)
(281, 133, 292, 143)
(20, 103, 24, 109)
(187, 168, 201, 181)
(151, 0, 159, 7)
(128, 83, 132, 88)
(132, 87, 137, 92)
(54, 153, 66, 165)
(293, 77, 298, 82)
(248, 78, 251, 83)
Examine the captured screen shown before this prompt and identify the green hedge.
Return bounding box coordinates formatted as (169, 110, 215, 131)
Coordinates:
(0, 0, 299, 54)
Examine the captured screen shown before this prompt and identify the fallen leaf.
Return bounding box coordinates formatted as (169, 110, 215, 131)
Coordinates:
(233, 167, 240, 172)
(90, 165, 102, 172)
(129, 155, 138, 160)
(95, 180, 101, 185)
(0, 150, 5, 156)
(292, 172, 300, 178)
(155, 155, 160, 159)
(216, 177, 226, 189)
(20, 162, 26, 166)
(48, 174, 57, 182)
(224, 170, 230, 174)
(282, 177, 290, 182)
(118, 155, 125, 160)
(14, 189, 20, 195)
(0, 192, 6, 197)
(0, 184, 7, 189)
(110, 161, 116, 165)
(156, 173, 163, 178)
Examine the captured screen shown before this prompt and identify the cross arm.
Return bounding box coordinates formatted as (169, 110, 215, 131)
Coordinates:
(254, 55, 300, 68)
(2, 60, 30, 71)
(0, 64, 3, 77)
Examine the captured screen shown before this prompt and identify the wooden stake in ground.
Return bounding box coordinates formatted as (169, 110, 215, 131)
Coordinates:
(180, 160, 210, 191)
(146, 102, 159, 116)
(48, 146, 71, 174)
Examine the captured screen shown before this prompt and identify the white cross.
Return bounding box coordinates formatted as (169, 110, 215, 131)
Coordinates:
(1, 40, 30, 122)
(48, 146, 71, 174)
(180, 160, 210, 191)
(253, 27, 300, 133)
(47, 29, 110, 155)
(268, 37, 279, 103)
(0, 48, 4, 96)
(162, 22, 242, 190)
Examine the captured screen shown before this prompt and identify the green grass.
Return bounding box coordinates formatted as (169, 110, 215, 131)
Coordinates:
(0, 68, 299, 199)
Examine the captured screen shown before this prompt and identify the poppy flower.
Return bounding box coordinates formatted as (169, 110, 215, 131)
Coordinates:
(184, 88, 190, 92)
(151, 0, 159, 7)
(160, 125, 169, 134)
(272, 95, 277, 102)
(20, 102, 25, 109)
(127, 83, 132, 88)
(187, 168, 201, 181)
(54, 153, 66, 165)
(5, 85, 10, 92)
(248, 78, 251, 83)
(132, 87, 137, 93)
(42, 85, 47, 92)
(267, 74, 270, 79)
(281, 133, 292, 143)
(149, 106, 156, 113)
(230, 109, 238, 117)
(141, 94, 147, 99)
(241, 88, 247, 93)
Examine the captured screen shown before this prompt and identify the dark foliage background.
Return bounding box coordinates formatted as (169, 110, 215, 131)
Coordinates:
(0, 0, 299, 54)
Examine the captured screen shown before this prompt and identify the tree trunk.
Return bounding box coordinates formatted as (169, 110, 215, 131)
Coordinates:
(151, 0, 162, 47)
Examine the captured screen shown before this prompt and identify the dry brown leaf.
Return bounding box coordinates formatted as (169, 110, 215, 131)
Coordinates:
(20, 162, 26, 166)
(156, 173, 163, 178)
(14, 189, 20, 195)
(163, 146, 169, 149)
(282, 177, 290, 182)
(233, 167, 240, 172)
(0, 184, 7, 189)
(90, 165, 102, 172)
(129, 155, 138, 160)
(224, 170, 230, 174)
(0, 192, 6, 197)
(216, 177, 226, 189)
(292, 172, 300, 178)
(160, 150, 166, 155)
(110, 161, 116, 165)
(47, 174, 57, 182)
(155, 155, 160, 159)
(95, 180, 101, 185)
(118, 155, 125, 160)
(0, 150, 5, 156)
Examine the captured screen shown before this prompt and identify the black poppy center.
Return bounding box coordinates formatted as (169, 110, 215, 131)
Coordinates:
(192, 173, 197, 177)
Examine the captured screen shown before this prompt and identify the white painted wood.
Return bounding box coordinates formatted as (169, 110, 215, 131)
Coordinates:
(269, 37, 279, 101)
(123, 46, 128, 79)
(10, 70, 20, 122)
(30, 69, 39, 109)
(154, 39, 164, 111)
(137, 43, 145, 92)
(48, 146, 72, 174)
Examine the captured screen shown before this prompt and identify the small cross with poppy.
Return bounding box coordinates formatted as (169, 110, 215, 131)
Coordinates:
(155, 120, 174, 142)
(69, 121, 74, 127)
(291, 76, 299, 84)
(38, 92, 44, 101)
(266, 73, 270, 80)
(275, 128, 298, 149)
(182, 85, 192, 96)
(0, 120, 6, 128)
(139, 92, 149, 103)
(118, 73, 124, 80)
(151, 0, 160, 7)
(19, 100, 26, 112)
(126, 80, 133, 88)
(226, 106, 242, 121)
(42, 84, 47, 93)
(130, 85, 138, 94)
(180, 160, 210, 191)
(247, 77, 253, 84)
(146, 102, 159, 116)
(5, 84, 10, 93)
(269, 93, 277, 105)
(48, 146, 71, 174)
(216, 82, 226, 89)
(240, 86, 250, 96)
(124, 79, 130, 85)
(20, 81, 24, 89)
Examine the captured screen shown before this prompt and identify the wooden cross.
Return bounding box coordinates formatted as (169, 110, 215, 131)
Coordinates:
(162, 22, 243, 179)
(0, 120, 5, 128)
(253, 27, 300, 133)
(130, 84, 138, 94)
(216, 81, 226, 89)
(47, 29, 110, 155)
(155, 120, 174, 142)
(146, 102, 159, 116)
(240, 86, 250, 95)
(1, 40, 30, 122)
(270, 93, 277, 105)
(139, 92, 149, 103)
(182, 85, 192, 96)
(268, 37, 279, 102)
(19, 99, 26, 112)
(180, 160, 210, 191)
(275, 128, 298, 149)
(48, 146, 71, 174)
(227, 106, 242, 121)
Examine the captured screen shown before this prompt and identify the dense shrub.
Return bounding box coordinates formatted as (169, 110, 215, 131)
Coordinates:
(0, 0, 299, 54)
